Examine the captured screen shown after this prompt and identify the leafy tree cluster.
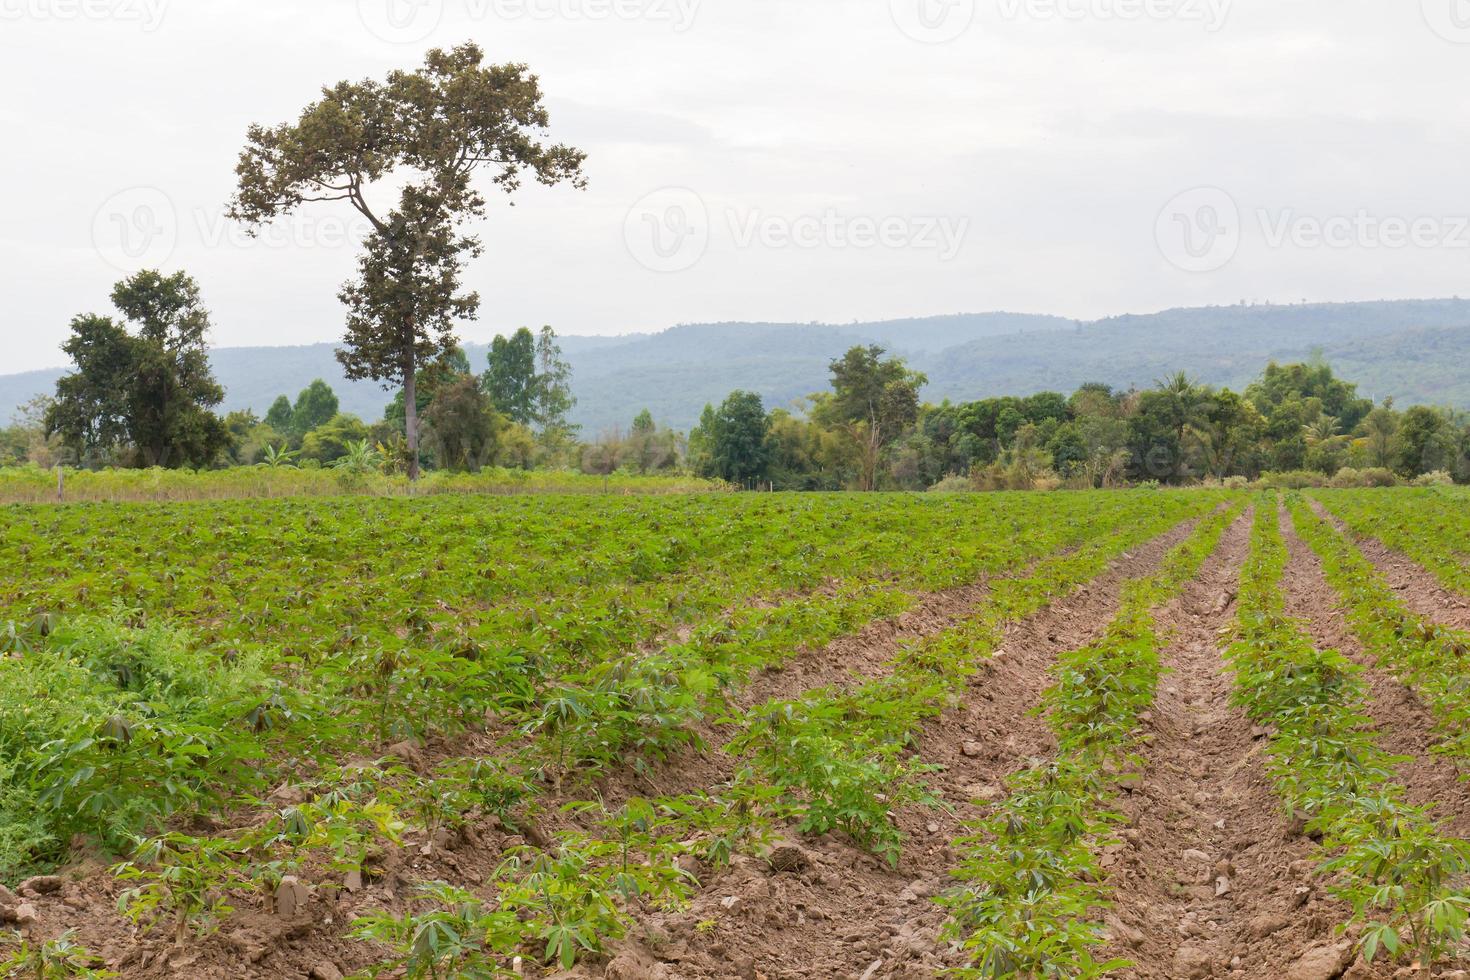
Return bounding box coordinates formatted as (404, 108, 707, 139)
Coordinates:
(31, 266, 581, 476)
(580, 408, 684, 477)
(483, 327, 578, 438)
(44, 271, 229, 469)
(687, 346, 924, 489)
(223, 326, 578, 474)
(686, 348, 1470, 490)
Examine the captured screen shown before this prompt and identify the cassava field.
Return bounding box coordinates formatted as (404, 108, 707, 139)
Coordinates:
(4, 488, 1470, 979)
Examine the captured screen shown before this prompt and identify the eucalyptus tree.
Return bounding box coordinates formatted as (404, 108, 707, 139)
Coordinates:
(229, 43, 586, 478)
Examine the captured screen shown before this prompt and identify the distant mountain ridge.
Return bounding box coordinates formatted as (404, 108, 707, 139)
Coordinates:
(3, 301, 1468, 434)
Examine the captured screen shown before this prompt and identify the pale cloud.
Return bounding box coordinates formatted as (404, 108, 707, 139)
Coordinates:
(1, 0, 1467, 373)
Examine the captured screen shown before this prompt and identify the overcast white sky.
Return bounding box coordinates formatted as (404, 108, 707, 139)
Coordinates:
(3, 0, 1469, 373)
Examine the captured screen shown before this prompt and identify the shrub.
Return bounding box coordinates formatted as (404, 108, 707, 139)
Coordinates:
(1329, 467, 1400, 488)
(927, 475, 974, 493)
(1258, 470, 1328, 490)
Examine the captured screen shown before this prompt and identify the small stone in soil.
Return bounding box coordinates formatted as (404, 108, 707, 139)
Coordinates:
(766, 842, 810, 873)
(1173, 945, 1213, 979)
(275, 876, 310, 918)
(17, 876, 62, 896)
(1246, 910, 1293, 940)
(1286, 942, 1354, 980)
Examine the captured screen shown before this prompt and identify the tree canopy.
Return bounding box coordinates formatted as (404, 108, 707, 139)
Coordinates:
(46, 271, 228, 468)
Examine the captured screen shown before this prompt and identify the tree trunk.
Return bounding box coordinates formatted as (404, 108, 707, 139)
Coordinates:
(404, 352, 420, 481)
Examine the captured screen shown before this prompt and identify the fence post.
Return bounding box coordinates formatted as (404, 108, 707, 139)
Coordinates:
(56, 465, 64, 502)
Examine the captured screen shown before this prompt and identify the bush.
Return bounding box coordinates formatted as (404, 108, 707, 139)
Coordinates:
(927, 475, 975, 493)
(1329, 467, 1399, 488)
(1360, 467, 1399, 487)
(0, 617, 291, 872)
(1414, 470, 1455, 487)
(1258, 470, 1328, 490)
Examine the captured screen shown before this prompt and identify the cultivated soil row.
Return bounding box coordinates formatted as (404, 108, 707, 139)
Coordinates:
(5, 506, 1470, 979)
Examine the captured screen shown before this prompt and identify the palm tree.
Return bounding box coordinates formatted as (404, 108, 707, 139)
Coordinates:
(332, 439, 383, 475)
(1157, 372, 1206, 480)
(261, 444, 300, 468)
(1303, 414, 1339, 447)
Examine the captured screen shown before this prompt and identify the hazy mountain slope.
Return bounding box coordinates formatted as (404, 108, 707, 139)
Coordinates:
(1311, 325, 1470, 407)
(0, 370, 64, 422)
(920, 300, 1470, 401)
(566, 315, 1075, 426)
(3, 301, 1466, 434)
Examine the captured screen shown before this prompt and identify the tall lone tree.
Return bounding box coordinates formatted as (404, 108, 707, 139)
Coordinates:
(228, 43, 586, 478)
(693, 391, 770, 486)
(812, 345, 925, 490)
(483, 327, 538, 425)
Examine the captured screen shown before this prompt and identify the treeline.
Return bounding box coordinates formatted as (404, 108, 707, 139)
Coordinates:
(4, 271, 583, 477)
(679, 349, 1470, 490)
(7, 271, 1469, 490)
